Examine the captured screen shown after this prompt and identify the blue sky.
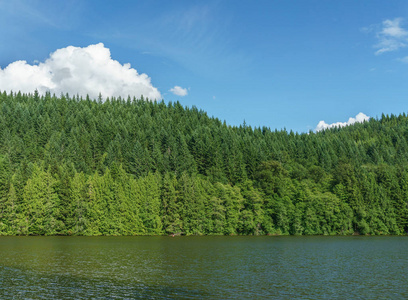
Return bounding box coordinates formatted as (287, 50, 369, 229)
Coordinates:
(0, 0, 408, 132)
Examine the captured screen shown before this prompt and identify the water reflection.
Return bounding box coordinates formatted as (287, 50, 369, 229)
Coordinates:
(0, 265, 211, 299)
(0, 236, 407, 299)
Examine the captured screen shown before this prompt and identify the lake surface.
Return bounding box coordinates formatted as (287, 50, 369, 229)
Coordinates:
(0, 236, 407, 299)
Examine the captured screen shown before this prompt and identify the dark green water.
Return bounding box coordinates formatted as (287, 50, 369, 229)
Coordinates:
(0, 236, 407, 299)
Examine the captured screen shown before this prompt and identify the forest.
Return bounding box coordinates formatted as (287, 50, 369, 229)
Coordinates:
(0, 90, 407, 236)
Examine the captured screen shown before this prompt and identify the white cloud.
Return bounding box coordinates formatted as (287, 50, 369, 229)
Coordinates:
(381, 18, 407, 38)
(399, 56, 408, 63)
(0, 43, 161, 100)
(169, 85, 188, 96)
(315, 112, 370, 132)
(374, 18, 408, 55)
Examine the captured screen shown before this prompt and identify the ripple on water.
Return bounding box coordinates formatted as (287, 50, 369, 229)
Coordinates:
(0, 236, 407, 299)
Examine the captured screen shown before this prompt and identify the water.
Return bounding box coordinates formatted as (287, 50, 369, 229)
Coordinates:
(0, 236, 407, 299)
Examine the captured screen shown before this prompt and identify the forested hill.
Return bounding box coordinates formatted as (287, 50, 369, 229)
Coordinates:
(0, 90, 407, 236)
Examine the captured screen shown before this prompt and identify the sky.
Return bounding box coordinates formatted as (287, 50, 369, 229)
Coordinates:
(0, 0, 408, 133)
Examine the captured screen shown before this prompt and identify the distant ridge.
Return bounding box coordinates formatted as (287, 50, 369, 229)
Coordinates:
(0, 90, 406, 236)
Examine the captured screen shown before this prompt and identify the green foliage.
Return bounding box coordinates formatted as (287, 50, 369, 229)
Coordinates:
(0, 90, 406, 235)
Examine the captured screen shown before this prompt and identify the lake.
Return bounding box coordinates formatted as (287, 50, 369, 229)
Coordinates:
(0, 236, 407, 299)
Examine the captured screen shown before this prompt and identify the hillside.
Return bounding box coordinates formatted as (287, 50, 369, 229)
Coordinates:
(0, 90, 407, 235)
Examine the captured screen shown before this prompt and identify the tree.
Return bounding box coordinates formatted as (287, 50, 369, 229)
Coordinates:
(161, 172, 182, 234)
(22, 165, 61, 235)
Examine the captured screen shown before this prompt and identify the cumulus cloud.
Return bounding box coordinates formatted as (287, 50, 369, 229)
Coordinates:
(169, 85, 188, 97)
(374, 18, 408, 55)
(315, 113, 370, 132)
(0, 43, 161, 100)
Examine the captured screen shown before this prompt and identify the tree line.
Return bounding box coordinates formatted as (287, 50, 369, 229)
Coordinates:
(0, 90, 406, 235)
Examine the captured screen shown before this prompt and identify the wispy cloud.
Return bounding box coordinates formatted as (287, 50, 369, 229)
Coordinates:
(0, 0, 83, 30)
(399, 56, 408, 63)
(87, 3, 247, 80)
(315, 113, 370, 132)
(373, 18, 408, 55)
(169, 86, 188, 97)
(0, 43, 161, 100)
